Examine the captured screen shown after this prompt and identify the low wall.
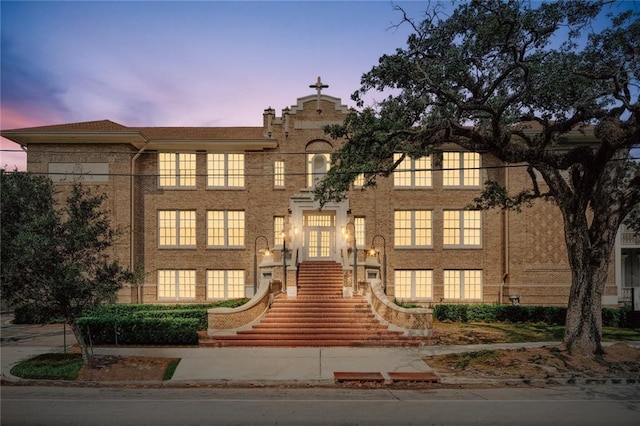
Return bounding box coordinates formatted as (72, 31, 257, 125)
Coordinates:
(362, 282, 433, 336)
(207, 280, 282, 335)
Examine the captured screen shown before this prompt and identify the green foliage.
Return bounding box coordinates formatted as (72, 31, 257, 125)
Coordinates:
(73, 301, 248, 345)
(10, 353, 83, 380)
(77, 316, 200, 345)
(434, 304, 636, 328)
(0, 172, 133, 325)
(163, 359, 181, 381)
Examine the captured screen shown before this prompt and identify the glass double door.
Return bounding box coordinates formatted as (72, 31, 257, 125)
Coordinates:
(303, 213, 335, 260)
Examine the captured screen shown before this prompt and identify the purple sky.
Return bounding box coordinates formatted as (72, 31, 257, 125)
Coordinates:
(1, 1, 637, 170)
(1, 0, 429, 170)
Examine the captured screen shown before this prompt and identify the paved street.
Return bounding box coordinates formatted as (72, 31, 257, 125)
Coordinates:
(3, 385, 640, 425)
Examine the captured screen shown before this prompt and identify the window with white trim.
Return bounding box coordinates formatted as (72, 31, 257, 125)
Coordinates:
(157, 270, 196, 300)
(444, 270, 482, 299)
(393, 153, 432, 187)
(158, 210, 196, 247)
(207, 270, 245, 299)
(207, 153, 244, 188)
(443, 210, 482, 247)
(354, 217, 365, 248)
(394, 270, 433, 300)
(443, 152, 480, 187)
(394, 210, 432, 247)
(273, 216, 285, 247)
(159, 153, 196, 188)
(274, 161, 285, 188)
(207, 210, 245, 247)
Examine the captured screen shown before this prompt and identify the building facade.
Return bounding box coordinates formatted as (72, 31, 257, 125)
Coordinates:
(3, 83, 637, 308)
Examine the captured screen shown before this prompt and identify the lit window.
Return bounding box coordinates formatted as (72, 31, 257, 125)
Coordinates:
(443, 210, 482, 247)
(207, 153, 244, 188)
(207, 270, 245, 299)
(442, 152, 480, 187)
(207, 210, 245, 247)
(353, 173, 365, 188)
(157, 270, 196, 300)
(394, 154, 432, 187)
(158, 210, 196, 247)
(394, 270, 433, 300)
(307, 153, 330, 187)
(394, 210, 432, 247)
(354, 217, 366, 248)
(274, 216, 285, 247)
(274, 161, 285, 188)
(159, 153, 196, 188)
(444, 270, 482, 299)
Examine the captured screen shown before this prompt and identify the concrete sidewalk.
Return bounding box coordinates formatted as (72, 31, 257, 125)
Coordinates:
(3, 314, 638, 386)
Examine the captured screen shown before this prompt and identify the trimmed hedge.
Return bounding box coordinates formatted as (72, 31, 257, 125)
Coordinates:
(76, 316, 200, 345)
(72, 300, 248, 346)
(434, 304, 637, 328)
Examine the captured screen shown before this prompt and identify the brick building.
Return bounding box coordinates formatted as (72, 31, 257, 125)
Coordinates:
(2, 81, 638, 309)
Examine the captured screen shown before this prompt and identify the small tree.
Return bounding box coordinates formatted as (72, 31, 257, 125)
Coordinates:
(1, 170, 133, 364)
(315, 1, 640, 356)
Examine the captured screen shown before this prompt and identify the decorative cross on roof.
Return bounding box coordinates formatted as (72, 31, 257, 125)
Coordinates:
(309, 76, 329, 113)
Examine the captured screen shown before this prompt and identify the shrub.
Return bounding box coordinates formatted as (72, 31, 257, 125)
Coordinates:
(76, 316, 200, 345)
(434, 304, 637, 327)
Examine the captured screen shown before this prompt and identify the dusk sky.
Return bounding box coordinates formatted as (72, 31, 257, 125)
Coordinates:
(1, 0, 429, 170)
(1, 1, 637, 170)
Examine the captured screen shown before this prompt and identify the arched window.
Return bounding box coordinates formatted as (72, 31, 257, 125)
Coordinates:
(306, 140, 333, 188)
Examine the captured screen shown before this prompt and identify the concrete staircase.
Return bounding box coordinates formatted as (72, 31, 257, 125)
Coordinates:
(200, 261, 427, 347)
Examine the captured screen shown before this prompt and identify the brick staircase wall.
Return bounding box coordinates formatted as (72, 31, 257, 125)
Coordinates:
(200, 261, 430, 347)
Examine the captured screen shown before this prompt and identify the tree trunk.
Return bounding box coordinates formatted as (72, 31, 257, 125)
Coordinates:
(69, 322, 93, 366)
(563, 267, 605, 356)
(561, 202, 619, 357)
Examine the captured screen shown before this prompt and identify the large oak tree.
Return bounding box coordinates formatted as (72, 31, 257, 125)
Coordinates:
(315, 0, 639, 356)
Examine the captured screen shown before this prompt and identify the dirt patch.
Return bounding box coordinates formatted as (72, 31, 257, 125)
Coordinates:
(77, 355, 177, 382)
(425, 343, 640, 380)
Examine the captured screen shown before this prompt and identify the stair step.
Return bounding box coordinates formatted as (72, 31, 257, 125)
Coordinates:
(200, 260, 430, 348)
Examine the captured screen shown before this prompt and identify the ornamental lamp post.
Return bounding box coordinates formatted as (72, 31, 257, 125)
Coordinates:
(253, 236, 271, 294)
(370, 234, 387, 294)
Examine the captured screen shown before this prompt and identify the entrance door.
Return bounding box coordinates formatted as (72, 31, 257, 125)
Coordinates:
(303, 213, 335, 260)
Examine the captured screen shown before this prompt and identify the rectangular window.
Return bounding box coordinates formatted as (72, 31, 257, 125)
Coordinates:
(274, 216, 285, 247)
(207, 153, 245, 188)
(159, 153, 196, 188)
(394, 210, 432, 247)
(274, 161, 285, 188)
(207, 210, 245, 247)
(353, 173, 365, 188)
(442, 152, 480, 187)
(393, 153, 432, 187)
(394, 270, 433, 300)
(444, 270, 482, 300)
(443, 210, 482, 247)
(354, 217, 365, 248)
(157, 270, 196, 300)
(207, 270, 245, 299)
(158, 210, 196, 247)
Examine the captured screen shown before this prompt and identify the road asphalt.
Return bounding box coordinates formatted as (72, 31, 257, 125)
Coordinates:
(2, 313, 638, 387)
